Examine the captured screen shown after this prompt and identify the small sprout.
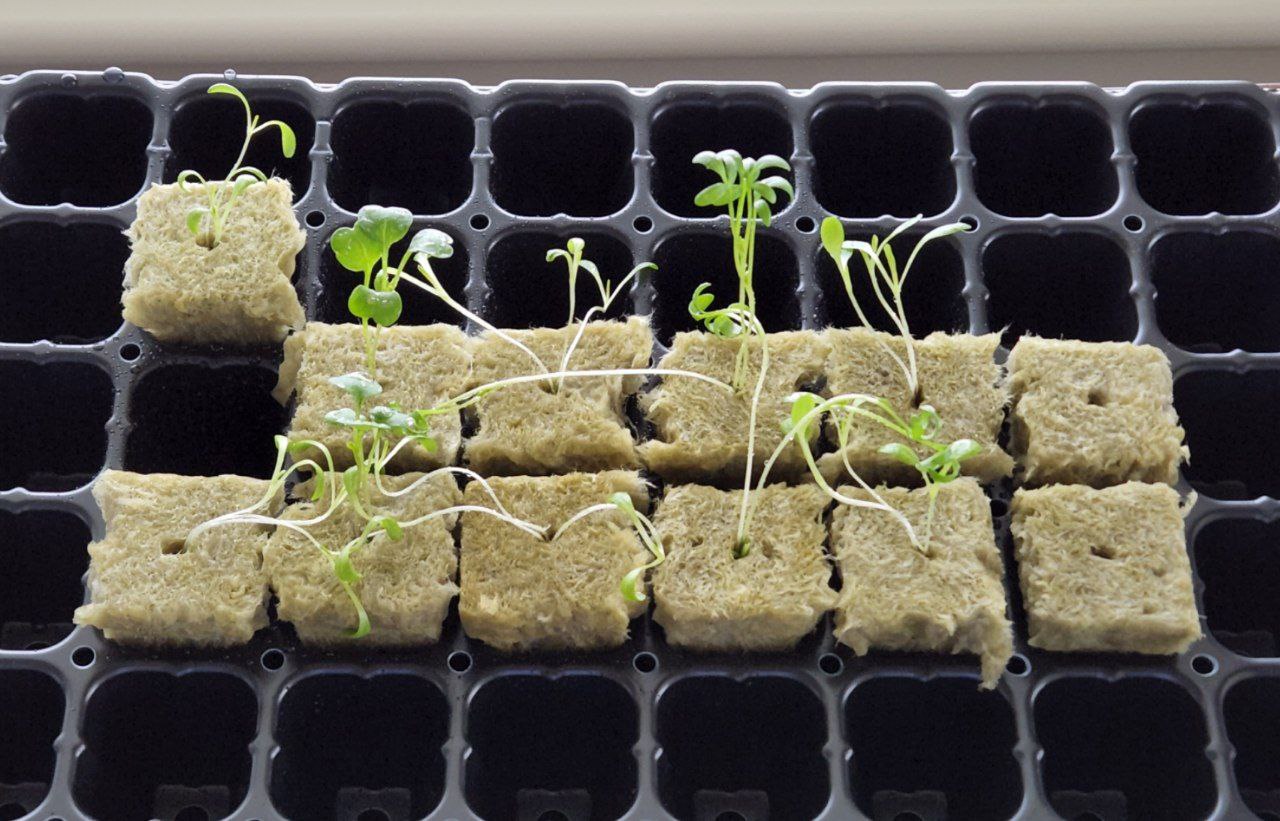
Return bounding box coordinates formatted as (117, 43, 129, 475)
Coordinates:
(555, 491, 665, 602)
(329, 372, 382, 406)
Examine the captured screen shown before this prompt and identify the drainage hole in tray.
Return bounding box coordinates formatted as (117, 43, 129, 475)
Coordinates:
(819, 653, 843, 675)
(470, 213, 490, 231)
(260, 648, 285, 671)
(633, 651, 658, 673)
(633, 215, 653, 233)
(119, 342, 142, 362)
(960, 214, 979, 231)
(71, 646, 95, 667)
(447, 651, 472, 673)
(794, 216, 816, 233)
(1005, 654, 1030, 677)
(1190, 654, 1217, 676)
(1124, 214, 1144, 232)
(305, 210, 326, 228)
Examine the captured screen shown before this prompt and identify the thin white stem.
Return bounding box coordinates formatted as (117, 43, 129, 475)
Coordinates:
(734, 320, 769, 549)
(552, 502, 618, 541)
(397, 504, 545, 538)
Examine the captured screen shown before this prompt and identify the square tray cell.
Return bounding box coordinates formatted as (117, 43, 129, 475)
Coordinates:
(74, 671, 256, 821)
(970, 97, 1117, 217)
(0, 508, 89, 650)
(650, 97, 793, 218)
(0, 361, 112, 492)
(0, 221, 128, 344)
(1152, 230, 1280, 353)
(656, 675, 827, 821)
(811, 97, 956, 218)
(816, 230, 967, 333)
(314, 225, 469, 327)
(651, 231, 799, 344)
(0, 670, 63, 821)
(1224, 677, 1280, 820)
(1194, 517, 1280, 657)
(1035, 677, 1215, 821)
(846, 676, 1020, 821)
(1130, 97, 1280, 216)
(163, 91, 314, 202)
(0, 91, 152, 206)
(1175, 369, 1280, 500)
(983, 231, 1135, 346)
(329, 98, 474, 215)
(490, 99, 633, 217)
(124, 363, 287, 479)
(465, 674, 638, 821)
(272, 673, 448, 820)
(484, 231, 634, 329)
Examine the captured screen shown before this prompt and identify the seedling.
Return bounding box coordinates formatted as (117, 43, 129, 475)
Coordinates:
(555, 490, 665, 602)
(177, 83, 297, 249)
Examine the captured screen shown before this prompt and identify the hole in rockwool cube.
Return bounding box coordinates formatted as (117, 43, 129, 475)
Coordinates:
(272, 674, 448, 820)
(970, 97, 1117, 217)
(656, 675, 827, 821)
(0, 91, 152, 206)
(125, 363, 286, 478)
(650, 97, 793, 217)
(811, 98, 956, 218)
(1195, 517, 1280, 657)
(1130, 96, 1280, 216)
(1035, 677, 1215, 821)
(484, 230, 634, 328)
(1224, 677, 1280, 820)
(0, 670, 63, 819)
(329, 99, 474, 215)
(74, 671, 256, 821)
(1176, 369, 1280, 499)
(1152, 230, 1280, 353)
(0, 221, 128, 343)
(0, 361, 112, 492)
(983, 231, 1135, 346)
(490, 99, 633, 217)
(0, 508, 89, 650)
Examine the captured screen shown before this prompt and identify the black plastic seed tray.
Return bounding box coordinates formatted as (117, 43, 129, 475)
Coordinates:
(1, 68, 1279, 821)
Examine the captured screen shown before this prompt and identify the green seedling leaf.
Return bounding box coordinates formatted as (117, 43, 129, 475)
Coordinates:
(688, 283, 716, 315)
(621, 566, 646, 602)
(309, 471, 327, 502)
(329, 372, 382, 403)
(608, 491, 636, 514)
(257, 119, 297, 158)
(354, 204, 413, 250)
(332, 551, 360, 585)
(567, 237, 585, 257)
(207, 82, 248, 105)
(330, 225, 383, 273)
(820, 217, 846, 263)
(186, 207, 208, 236)
(878, 442, 920, 467)
(368, 405, 415, 431)
(348, 285, 403, 327)
(380, 517, 404, 541)
(408, 227, 454, 259)
(231, 174, 257, 197)
(754, 199, 772, 227)
(694, 182, 736, 207)
(759, 175, 794, 199)
(752, 154, 791, 173)
(943, 438, 982, 463)
(342, 466, 363, 501)
(785, 392, 820, 434)
(325, 408, 360, 428)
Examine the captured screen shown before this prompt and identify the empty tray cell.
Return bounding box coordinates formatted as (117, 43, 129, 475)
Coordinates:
(846, 677, 1021, 820)
(0, 221, 127, 344)
(125, 363, 286, 478)
(490, 99, 633, 217)
(1152, 230, 1280, 353)
(273, 673, 448, 820)
(1130, 96, 1280, 216)
(329, 98, 474, 215)
(0, 361, 111, 492)
(811, 97, 955, 218)
(466, 674, 638, 821)
(1035, 677, 1215, 821)
(651, 231, 799, 344)
(970, 97, 1117, 217)
(0, 508, 89, 650)
(656, 675, 827, 821)
(0, 91, 152, 206)
(484, 230, 634, 328)
(983, 231, 1135, 345)
(1175, 369, 1280, 499)
(816, 229, 966, 333)
(74, 671, 256, 821)
(0, 670, 63, 820)
(315, 226, 469, 327)
(164, 91, 314, 201)
(1224, 677, 1280, 819)
(1194, 518, 1280, 657)
(650, 97, 793, 217)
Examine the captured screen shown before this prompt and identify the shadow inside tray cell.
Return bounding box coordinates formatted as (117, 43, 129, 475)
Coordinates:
(1035, 677, 1214, 821)
(315, 226, 469, 327)
(124, 363, 286, 479)
(272, 673, 448, 821)
(811, 97, 956, 218)
(74, 671, 255, 821)
(465, 674, 638, 821)
(1195, 518, 1280, 657)
(0, 508, 89, 650)
(0, 221, 127, 344)
(982, 231, 1135, 346)
(816, 230, 967, 334)
(845, 677, 1021, 821)
(0, 361, 112, 492)
(490, 99, 634, 217)
(0, 91, 152, 206)
(656, 675, 826, 821)
(484, 231, 634, 329)
(1152, 230, 1280, 353)
(1130, 97, 1280, 216)
(0, 670, 63, 820)
(970, 97, 1117, 218)
(650, 97, 793, 218)
(1225, 677, 1280, 819)
(329, 98, 474, 215)
(1175, 369, 1280, 500)
(163, 92, 314, 201)
(652, 232, 799, 344)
